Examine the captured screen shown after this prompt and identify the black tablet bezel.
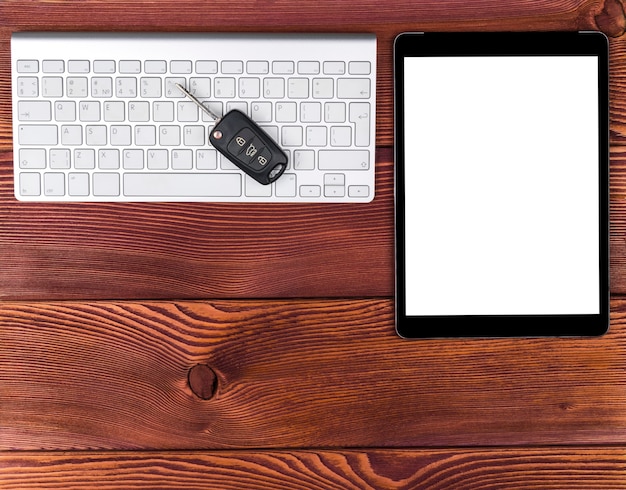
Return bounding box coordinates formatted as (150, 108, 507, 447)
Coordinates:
(394, 32, 610, 338)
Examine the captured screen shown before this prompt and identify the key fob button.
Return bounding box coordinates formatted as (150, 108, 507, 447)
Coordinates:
(242, 146, 271, 170)
(227, 128, 255, 156)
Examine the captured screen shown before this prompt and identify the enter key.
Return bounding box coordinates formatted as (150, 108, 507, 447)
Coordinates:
(349, 102, 370, 147)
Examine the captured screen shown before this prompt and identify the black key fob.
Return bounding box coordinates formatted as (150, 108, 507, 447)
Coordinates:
(209, 110, 288, 185)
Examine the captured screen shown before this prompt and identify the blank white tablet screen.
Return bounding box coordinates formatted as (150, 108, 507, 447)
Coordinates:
(403, 56, 600, 316)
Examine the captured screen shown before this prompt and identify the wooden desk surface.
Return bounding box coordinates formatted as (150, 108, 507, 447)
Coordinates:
(1, 0, 626, 488)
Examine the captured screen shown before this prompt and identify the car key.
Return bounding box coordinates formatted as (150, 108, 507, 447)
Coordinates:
(175, 83, 288, 185)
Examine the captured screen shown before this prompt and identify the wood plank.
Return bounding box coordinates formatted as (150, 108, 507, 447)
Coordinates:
(1, 447, 626, 489)
(2, 298, 626, 450)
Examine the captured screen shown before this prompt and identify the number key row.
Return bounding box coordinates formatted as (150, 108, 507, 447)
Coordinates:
(17, 76, 371, 100)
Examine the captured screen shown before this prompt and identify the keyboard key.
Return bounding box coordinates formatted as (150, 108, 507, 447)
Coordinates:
(103, 101, 125, 121)
(325, 102, 346, 122)
(123, 149, 144, 169)
(141, 77, 162, 98)
(183, 126, 205, 146)
(55, 101, 76, 122)
(61, 125, 82, 145)
(319, 150, 369, 170)
(251, 102, 272, 122)
(349, 61, 371, 75)
(264, 78, 284, 98)
(196, 60, 218, 74)
(177, 102, 199, 122)
(18, 101, 51, 121)
(215, 78, 236, 98)
(300, 185, 321, 197)
(93, 60, 116, 73)
(288, 78, 308, 98)
(129, 102, 150, 122)
(189, 78, 211, 98)
(42, 77, 63, 97)
(67, 77, 88, 97)
(68, 60, 90, 73)
(19, 173, 41, 196)
(91, 77, 113, 97)
(306, 126, 327, 146)
(275, 173, 297, 197)
(159, 125, 180, 145)
(275, 102, 297, 123)
(111, 125, 131, 145)
(349, 102, 371, 146)
(86, 125, 107, 146)
(196, 149, 217, 170)
(153, 101, 174, 122)
(273, 61, 294, 74)
(98, 149, 120, 169)
(18, 125, 57, 145)
(68, 173, 90, 196)
(281, 126, 303, 147)
(147, 149, 168, 169)
(348, 185, 370, 198)
(312, 78, 333, 99)
(19, 149, 46, 169)
(247, 61, 269, 74)
(337, 78, 370, 98)
(93, 173, 120, 196)
(172, 149, 193, 170)
(324, 185, 345, 198)
(42, 60, 64, 73)
(123, 173, 242, 197)
(222, 61, 243, 74)
(17, 77, 38, 97)
(239, 78, 260, 98)
(298, 61, 319, 74)
(17, 60, 38, 73)
(74, 149, 95, 168)
(50, 149, 71, 169)
(44, 173, 65, 196)
(79, 101, 101, 122)
(135, 125, 157, 146)
(330, 126, 352, 146)
(301, 102, 321, 123)
(116, 77, 137, 97)
(145, 60, 166, 73)
(170, 60, 192, 74)
(324, 173, 345, 186)
(119, 60, 141, 73)
(323, 61, 345, 74)
(293, 150, 314, 170)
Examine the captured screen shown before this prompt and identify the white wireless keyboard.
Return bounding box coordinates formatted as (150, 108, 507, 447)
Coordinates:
(11, 33, 376, 202)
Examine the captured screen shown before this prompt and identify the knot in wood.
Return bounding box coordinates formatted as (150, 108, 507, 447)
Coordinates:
(188, 364, 218, 400)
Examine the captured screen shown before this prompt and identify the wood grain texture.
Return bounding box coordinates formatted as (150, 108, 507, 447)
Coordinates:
(1, 447, 626, 489)
(2, 298, 626, 450)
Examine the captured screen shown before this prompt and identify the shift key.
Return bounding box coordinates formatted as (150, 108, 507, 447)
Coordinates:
(319, 150, 369, 170)
(18, 125, 58, 145)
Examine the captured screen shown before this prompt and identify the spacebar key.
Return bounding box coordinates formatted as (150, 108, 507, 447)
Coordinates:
(319, 150, 369, 170)
(124, 173, 242, 197)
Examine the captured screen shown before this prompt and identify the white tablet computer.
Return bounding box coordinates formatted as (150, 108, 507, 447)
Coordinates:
(394, 32, 609, 338)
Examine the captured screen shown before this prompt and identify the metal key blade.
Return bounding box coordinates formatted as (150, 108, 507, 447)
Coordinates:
(174, 83, 221, 121)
